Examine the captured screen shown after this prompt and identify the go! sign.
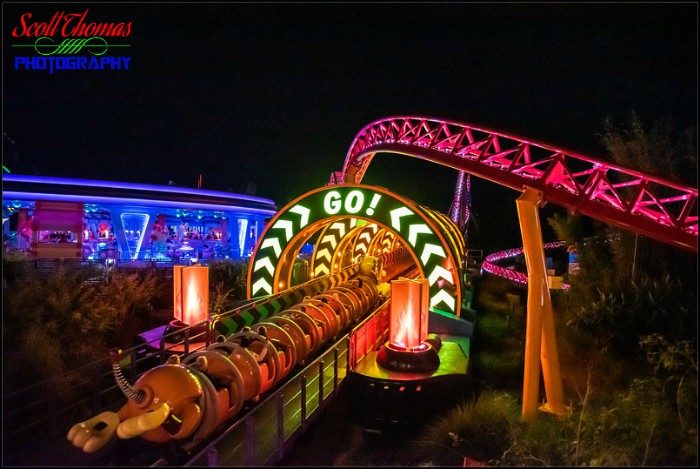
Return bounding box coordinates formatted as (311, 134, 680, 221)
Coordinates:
(247, 184, 462, 316)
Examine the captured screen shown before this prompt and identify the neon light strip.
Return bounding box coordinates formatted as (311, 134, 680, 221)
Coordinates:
(120, 213, 149, 260)
(2, 174, 275, 205)
(2, 191, 277, 216)
(2, 165, 10, 174)
(238, 219, 248, 256)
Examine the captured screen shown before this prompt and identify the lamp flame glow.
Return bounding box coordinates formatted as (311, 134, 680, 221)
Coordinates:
(389, 277, 429, 350)
(173, 265, 209, 325)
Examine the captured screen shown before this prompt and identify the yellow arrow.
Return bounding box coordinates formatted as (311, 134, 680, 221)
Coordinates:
(321, 234, 339, 249)
(271, 219, 294, 241)
(254, 257, 275, 276)
(252, 278, 273, 296)
(408, 223, 432, 247)
(390, 206, 414, 230)
(290, 205, 310, 227)
(260, 238, 282, 257)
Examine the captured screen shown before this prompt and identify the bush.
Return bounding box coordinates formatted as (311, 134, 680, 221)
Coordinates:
(563, 274, 695, 359)
(208, 259, 249, 311)
(412, 377, 697, 466)
(413, 391, 520, 465)
(449, 242, 697, 466)
(2, 259, 172, 393)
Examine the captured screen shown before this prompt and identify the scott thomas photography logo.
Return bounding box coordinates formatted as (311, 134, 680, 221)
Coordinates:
(11, 8, 132, 74)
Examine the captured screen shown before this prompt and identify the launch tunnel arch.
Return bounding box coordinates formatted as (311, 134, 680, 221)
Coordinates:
(247, 184, 464, 316)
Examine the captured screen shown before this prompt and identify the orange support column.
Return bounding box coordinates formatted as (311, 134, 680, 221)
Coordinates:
(516, 187, 565, 422)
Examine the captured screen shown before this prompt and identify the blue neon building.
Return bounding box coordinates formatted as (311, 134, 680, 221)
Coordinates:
(2, 174, 278, 262)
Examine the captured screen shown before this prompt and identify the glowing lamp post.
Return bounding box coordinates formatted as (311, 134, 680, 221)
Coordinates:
(173, 265, 209, 325)
(377, 277, 440, 372)
(389, 278, 429, 349)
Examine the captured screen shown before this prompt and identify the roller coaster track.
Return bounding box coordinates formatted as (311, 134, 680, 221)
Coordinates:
(333, 116, 697, 252)
(481, 241, 571, 291)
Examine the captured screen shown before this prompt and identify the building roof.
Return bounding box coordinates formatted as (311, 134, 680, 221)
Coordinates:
(2, 174, 278, 216)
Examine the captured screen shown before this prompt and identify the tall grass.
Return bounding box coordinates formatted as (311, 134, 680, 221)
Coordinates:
(413, 379, 697, 466)
(413, 391, 520, 465)
(2, 258, 252, 395)
(208, 259, 249, 310)
(414, 271, 698, 466)
(3, 260, 171, 393)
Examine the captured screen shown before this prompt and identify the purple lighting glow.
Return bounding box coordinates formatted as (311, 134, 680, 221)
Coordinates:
(3, 174, 275, 205)
(2, 191, 276, 216)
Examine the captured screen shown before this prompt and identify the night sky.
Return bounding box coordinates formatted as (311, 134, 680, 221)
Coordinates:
(3, 3, 697, 251)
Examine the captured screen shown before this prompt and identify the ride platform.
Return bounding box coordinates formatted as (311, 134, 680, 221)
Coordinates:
(348, 312, 473, 436)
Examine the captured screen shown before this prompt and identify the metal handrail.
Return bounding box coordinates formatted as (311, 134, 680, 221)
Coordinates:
(2, 316, 215, 442)
(182, 331, 352, 466)
(181, 298, 392, 466)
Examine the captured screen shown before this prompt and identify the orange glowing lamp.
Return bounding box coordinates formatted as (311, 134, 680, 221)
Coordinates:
(173, 265, 209, 325)
(389, 277, 429, 350)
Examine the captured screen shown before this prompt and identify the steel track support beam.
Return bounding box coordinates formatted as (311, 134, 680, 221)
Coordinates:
(516, 187, 565, 422)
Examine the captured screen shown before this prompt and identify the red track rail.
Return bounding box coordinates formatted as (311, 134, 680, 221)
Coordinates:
(336, 116, 697, 252)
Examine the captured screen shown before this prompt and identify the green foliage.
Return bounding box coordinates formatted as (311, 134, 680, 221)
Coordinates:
(501, 412, 575, 466)
(208, 259, 249, 310)
(211, 283, 235, 315)
(600, 112, 697, 186)
(413, 378, 697, 466)
(640, 333, 698, 432)
(566, 377, 697, 466)
(414, 391, 521, 465)
(564, 274, 695, 359)
(547, 212, 587, 245)
(474, 349, 523, 391)
(2, 259, 173, 393)
(96, 271, 159, 346)
(471, 275, 525, 391)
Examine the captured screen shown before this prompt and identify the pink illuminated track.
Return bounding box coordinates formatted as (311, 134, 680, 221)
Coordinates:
(481, 241, 571, 291)
(333, 116, 697, 252)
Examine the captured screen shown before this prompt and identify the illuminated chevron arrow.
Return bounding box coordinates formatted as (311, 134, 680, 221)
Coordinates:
(252, 277, 273, 296)
(253, 257, 275, 276)
(320, 234, 339, 249)
(421, 243, 446, 264)
(430, 289, 456, 312)
(331, 218, 356, 236)
(359, 230, 372, 243)
(289, 205, 310, 227)
(260, 238, 282, 257)
(271, 219, 294, 241)
(390, 206, 414, 231)
(316, 248, 332, 262)
(379, 232, 394, 253)
(428, 265, 454, 286)
(408, 223, 432, 247)
(314, 264, 330, 276)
